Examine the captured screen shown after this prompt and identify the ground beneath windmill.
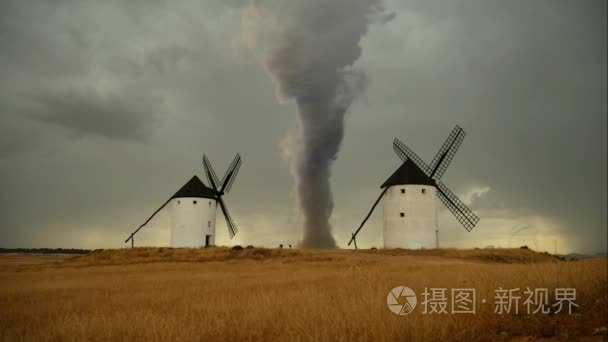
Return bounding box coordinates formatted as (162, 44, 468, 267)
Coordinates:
(1, 247, 606, 341)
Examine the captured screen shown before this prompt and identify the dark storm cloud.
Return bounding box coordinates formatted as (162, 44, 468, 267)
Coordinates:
(0, 0, 605, 253)
(0, 0, 172, 144)
(28, 89, 162, 141)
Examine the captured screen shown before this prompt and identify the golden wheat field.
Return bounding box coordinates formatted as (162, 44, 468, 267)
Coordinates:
(0, 247, 606, 342)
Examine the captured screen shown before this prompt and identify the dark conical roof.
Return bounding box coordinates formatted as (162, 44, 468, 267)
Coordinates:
(171, 175, 216, 199)
(381, 159, 436, 188)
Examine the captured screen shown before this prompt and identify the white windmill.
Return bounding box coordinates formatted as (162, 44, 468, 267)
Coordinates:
(125, 154, 242, 248)
(348, 126, 479, 249)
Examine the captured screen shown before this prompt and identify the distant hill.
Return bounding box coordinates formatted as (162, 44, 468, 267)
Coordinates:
(559, 252, 608, 261)
(54, 246, 566, 267)
(361, 247, 563, 263)
(0, 248, 91, 255)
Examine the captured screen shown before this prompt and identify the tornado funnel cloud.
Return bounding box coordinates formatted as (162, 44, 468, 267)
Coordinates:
(243, 0, 392, 248)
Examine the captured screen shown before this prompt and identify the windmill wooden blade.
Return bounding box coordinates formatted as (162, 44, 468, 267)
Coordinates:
(436, 181, 479, 232)
(220, 154, 239, 189)
(348, 187, 388, 246)
(393, 138, 431, 175)
(428, 126, 466, 180)
(218, 197, 237, 238)
(220, 154, 241, 194)
(124, 196, 172, 244)
(203, 154, 220, 191)
(224, 158, 241, 194)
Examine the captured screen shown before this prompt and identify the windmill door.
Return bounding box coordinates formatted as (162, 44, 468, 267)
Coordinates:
(205, 235, 211, 247)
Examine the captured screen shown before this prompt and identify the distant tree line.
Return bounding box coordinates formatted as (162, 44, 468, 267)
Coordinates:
(0, 248, 91, 254)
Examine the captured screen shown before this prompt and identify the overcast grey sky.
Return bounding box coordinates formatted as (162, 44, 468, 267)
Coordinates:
(0, 0, 605, 253)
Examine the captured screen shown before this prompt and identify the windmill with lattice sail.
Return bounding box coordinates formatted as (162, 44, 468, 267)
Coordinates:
(125, 154, 242, 248)
(348, 126, 479, 250)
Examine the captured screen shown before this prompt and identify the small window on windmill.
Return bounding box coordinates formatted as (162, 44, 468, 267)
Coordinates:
(177, 200, 181, 205)
(421, 189, 426, 194)
(208, 202, 211, 206)
(400, 212, 405, 218)
(208, 221, 211, 227)
(401, 189, 405, 194)
(193, 200, 197, 204)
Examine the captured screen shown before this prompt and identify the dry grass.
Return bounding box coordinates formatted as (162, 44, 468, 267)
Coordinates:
(0, 248, 606, 341)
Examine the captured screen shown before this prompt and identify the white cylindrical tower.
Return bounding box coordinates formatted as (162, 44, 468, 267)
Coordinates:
(169, 176, 217, 248)
(381, 159, 438, 249)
